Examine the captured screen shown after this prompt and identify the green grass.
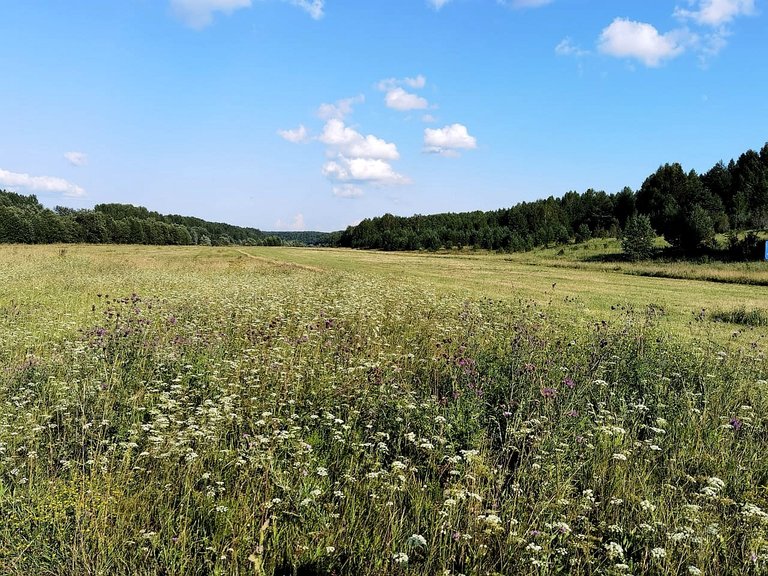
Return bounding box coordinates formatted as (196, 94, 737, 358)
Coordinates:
(1, 244, 768, 575)
(711, 306, 768, 327)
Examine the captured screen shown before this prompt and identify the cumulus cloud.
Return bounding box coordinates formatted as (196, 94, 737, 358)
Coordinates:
(598, 18, 687, 67)
(322, 157, 408, 185)
(385, 87, 429, 111)
(377, 75, 430, 111)
(278, 124, 309, 143)
(64, 151, 88, 166)
(333, 184, 363, 198)
(0, 168, 85, 198)
(317, 95, 364, 121)
(424, 123, 477, 156)
(170, 0, 251, 28)
(675, 0, 754, 26)
(319, 119, 400, 160)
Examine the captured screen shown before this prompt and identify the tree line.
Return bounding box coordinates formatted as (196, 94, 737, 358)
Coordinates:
(338, 142, 768, 256)
(0, 195, 276, 246)
(3, 141, 767, 255)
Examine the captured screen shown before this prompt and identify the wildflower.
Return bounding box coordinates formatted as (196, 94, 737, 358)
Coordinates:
(564, 376, 576, 389)
(612, 453, 628, 461)
(392, 552, 409, 565)
(326, 546, 335, 554)
(316, 467, 328, 477)
(541, 387, 557, 399)
(651, 547, 667, 559)
(729, 417, 742, 431)
(407, 534, 427, 548)
(688, 567, 702, 576)
(604, 541, 624, 561)
(552, 521, 571, 534)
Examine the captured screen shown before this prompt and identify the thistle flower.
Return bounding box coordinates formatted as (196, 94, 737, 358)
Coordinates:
(541, 387, 557, 399)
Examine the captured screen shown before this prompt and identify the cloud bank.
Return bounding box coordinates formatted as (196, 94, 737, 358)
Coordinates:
(0, 168, 85, 198)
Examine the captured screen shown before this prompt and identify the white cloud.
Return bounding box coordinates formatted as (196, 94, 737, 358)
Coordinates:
(64, 151, 88, 166)
(424, 123, 477, 156)
(275, 213, 306, 231)
(0, 168, 85, 198)
(377, 76, 430, 111)
(288, 0, 324, 19)
(322, 157, 408, 185)
(278, 124, 309, 143)
(422, 113, 437, 123)
(171, 0, 323, 28)
(333, 184, 363, 198)
(377, 75, 428, 92)
(170, 0, 251, 28)
(317, 95, 364, 121)
(428, 0, 452, 9)
(404, 75, 427, 89)
(319, 119, 400, 160)
(675, 0, 754, 26)
(385, 87, 429, 111)
(598, 18, 687, 67)
(555, 37, 589, 57)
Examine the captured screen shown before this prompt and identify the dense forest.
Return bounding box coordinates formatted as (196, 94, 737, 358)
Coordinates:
(0, 194, 279, 246)
(338, 142, 768, 257)
(2, 142, 767, 256)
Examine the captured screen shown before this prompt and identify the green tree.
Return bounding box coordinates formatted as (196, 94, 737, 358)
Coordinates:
(622, 214, 655, 261)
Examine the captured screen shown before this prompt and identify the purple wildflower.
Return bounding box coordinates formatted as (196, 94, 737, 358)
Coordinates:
(540, 387, 557, 399)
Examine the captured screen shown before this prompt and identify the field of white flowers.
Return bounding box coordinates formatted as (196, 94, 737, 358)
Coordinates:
(1, 246, 767, 575)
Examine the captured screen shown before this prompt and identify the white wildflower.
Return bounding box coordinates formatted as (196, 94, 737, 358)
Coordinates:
(407, 534, 427, 548)
(604, 541, 624, 561)
(392, 552, 409, 564)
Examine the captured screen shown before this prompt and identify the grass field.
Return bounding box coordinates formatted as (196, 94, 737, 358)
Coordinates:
(1, 244, 768, 575)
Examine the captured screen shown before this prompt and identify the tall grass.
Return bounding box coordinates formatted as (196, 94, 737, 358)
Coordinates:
(0, 248, 767, 575)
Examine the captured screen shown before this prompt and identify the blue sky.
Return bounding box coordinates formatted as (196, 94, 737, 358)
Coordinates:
(1, 0, 765, 231)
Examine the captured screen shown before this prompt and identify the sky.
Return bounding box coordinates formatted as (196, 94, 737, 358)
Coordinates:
(1, 0, 766, 232)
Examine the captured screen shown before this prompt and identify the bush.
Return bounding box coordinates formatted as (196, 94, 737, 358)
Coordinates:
(621, 214, 655, 261)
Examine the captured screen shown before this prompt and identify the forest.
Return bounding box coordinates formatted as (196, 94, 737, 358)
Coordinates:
(2, 142, 767, 257)
(0, 196, 273, 246)
(338, 142, 768, 257)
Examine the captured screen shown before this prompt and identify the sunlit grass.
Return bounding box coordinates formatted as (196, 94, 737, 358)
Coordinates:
(1, 244, 767, 575)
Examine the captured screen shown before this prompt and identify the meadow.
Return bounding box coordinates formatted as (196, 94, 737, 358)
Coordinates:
(1, 244, 768, 575)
